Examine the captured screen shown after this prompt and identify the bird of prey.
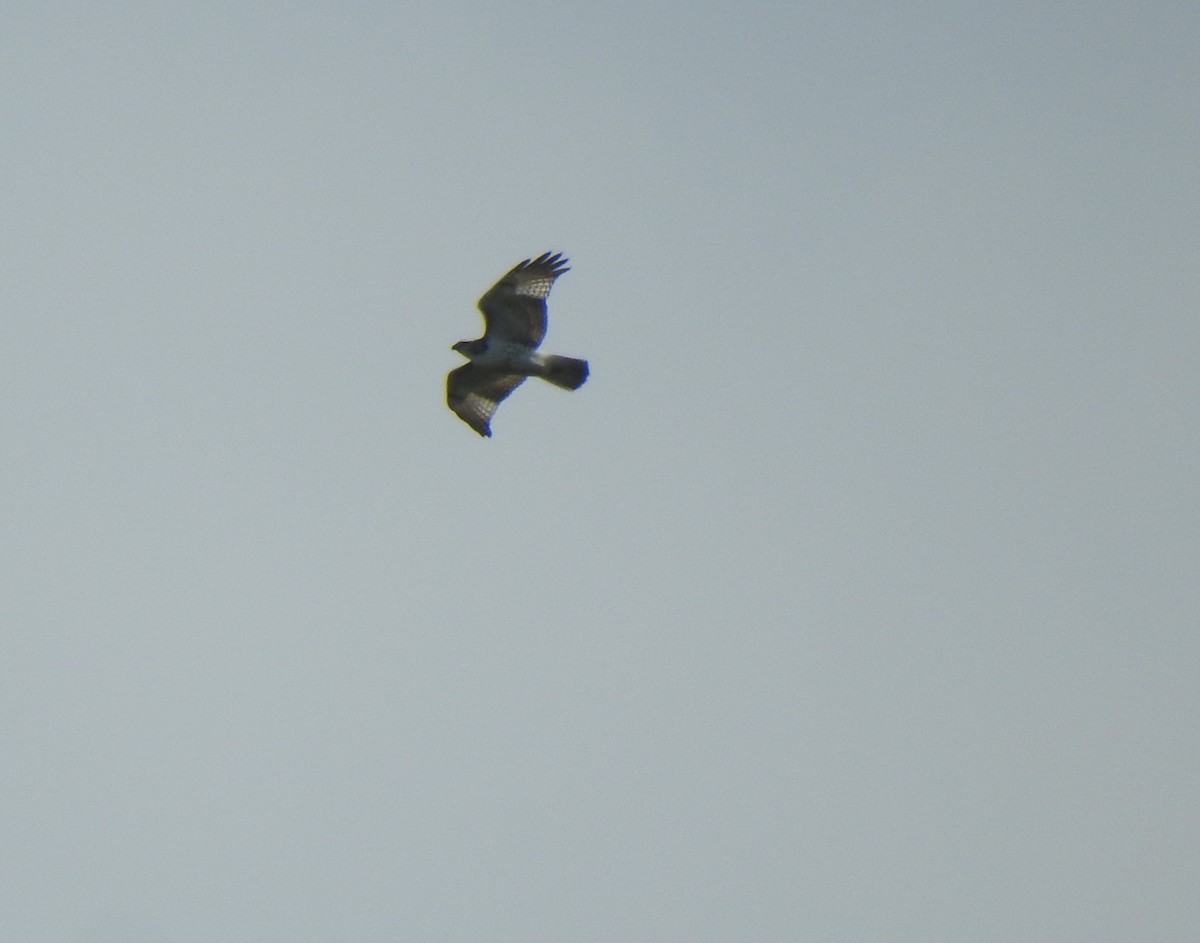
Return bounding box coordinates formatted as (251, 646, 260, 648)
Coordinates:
(447, 251, 589, 437)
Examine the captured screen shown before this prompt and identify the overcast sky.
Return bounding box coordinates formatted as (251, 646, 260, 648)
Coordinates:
(2, 3, 1198, 941)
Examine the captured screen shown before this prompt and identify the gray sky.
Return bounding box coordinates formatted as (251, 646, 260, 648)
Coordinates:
(2, 2, 1197, 940)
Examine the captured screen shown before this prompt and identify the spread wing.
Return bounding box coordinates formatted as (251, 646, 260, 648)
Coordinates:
(446, 364, 526, 437)
(476, 252, 570, 348)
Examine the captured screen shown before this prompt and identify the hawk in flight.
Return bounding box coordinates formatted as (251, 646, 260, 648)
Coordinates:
(447, 251, 589, 437)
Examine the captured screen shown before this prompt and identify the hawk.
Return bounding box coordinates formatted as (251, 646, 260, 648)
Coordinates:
(447, 251, 589, 437)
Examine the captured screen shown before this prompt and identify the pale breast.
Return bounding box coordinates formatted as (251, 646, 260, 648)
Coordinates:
(474, 341, 539, 372)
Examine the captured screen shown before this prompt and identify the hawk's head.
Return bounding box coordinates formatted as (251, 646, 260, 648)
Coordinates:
(452, 338, 488, 358)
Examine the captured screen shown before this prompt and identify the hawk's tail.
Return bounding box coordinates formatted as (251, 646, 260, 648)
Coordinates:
(541, 356, 589, 391)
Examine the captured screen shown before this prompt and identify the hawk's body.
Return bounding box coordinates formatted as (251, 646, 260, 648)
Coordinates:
(447, 252, 588, 437)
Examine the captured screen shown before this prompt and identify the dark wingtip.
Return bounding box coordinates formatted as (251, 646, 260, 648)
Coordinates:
(522, 250, 570, 277)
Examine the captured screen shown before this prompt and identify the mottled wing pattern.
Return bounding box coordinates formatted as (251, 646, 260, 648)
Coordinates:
(476, 251, 570, 348)
(446, 365, 527, 437)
